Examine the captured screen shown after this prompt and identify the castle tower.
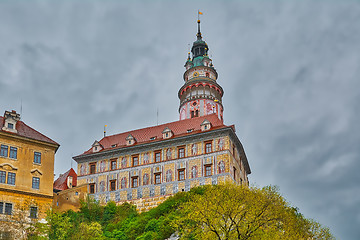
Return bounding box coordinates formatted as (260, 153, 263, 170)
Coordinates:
(178, 19, 224, 121)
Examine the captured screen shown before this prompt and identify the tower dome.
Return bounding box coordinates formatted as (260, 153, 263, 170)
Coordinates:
(178, 19, 224, 122)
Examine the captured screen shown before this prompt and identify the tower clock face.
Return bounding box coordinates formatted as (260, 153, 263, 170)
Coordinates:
(193, 71, 199, 77)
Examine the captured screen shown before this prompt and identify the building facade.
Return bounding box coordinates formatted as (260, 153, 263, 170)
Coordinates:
(74, 20, 251, 212)
(0, 110, 59, 225)
(53, 168, 88, 212)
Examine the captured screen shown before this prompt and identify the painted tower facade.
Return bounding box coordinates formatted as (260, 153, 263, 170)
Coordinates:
(179, 19, 224, 122)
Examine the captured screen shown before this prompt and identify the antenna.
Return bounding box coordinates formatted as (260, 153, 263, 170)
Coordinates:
(157, 108, 159, 125)
(20, 99, 23, 118)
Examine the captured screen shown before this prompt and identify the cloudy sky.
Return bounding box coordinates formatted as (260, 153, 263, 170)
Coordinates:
(1, 1, 359, 238)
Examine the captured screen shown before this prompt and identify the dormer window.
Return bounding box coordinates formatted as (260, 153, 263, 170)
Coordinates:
(150, 136, 157, 140)
(187, 129, 194, 133)
(126, 134, 136, 146)
(2, 110, 20, 134)
(92, 141, 103, 153)
(162, 127, 173, 139)
(200, 119, 211, 131)
(111, 144, 117, 148)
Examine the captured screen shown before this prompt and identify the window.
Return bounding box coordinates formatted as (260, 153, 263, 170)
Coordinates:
(7, 172, 15, 185)
(178, 147, 185, 158)
(190, 110, 199, 118)
(0, 171, 5, 183)
(29, 207, 38, 219)
(90, 163, 96, 174)
(154, 151, 161, 163)
(34, 152, 41, 164)
(7, 123, 14, 129)
(110, 180, 116, 191)
(205, 141, 212, 153)
(205, 165, 212, 177)
(233, 167, 237, 180)
(132, 156, 139, 166)
(4, 203, 12, 215)
(9, 147, 17, 159)
(131, 177, 138, 188)
(0, 202, 3, 214)
(89, 183, 95, 193)
(111, 159, 117, 170)
(154, 173, 161, 184)
(32, 177, 40, 189)
(0, 145, 8, 157)
(178, 169, 185, 181)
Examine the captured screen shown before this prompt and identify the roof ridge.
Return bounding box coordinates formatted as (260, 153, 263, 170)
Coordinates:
(104, 114, 223, 140)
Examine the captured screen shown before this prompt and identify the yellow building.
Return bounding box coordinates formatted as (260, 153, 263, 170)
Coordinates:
(0, 110, 59, 237)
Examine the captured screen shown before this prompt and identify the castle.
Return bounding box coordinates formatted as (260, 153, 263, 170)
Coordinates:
(73, 19, 251, 211)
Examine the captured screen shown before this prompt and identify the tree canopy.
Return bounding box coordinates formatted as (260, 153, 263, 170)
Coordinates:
(27, 184, 334, 240)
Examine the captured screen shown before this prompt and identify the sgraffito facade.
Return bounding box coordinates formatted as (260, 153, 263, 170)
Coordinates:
(75, 116, 250, 211)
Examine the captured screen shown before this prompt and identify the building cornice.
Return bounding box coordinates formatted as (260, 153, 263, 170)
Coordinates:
(0, 131, 59, 152)
(73, 126, 251, 175)
(0, 187, 53, 199)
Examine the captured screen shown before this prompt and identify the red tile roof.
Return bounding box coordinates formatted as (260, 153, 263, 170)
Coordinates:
(53, 168, 77, 191)
(0, 116, 59, 146)
(80, 114, 228, 156)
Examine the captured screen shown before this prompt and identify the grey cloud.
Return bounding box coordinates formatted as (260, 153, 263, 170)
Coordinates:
(1, 1, 359, 239)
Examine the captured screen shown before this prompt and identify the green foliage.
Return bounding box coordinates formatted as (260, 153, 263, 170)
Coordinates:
(46, 210, 72, 240)
(28, 184, 334, 240)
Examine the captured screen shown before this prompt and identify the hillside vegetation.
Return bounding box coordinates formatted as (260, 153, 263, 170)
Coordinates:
(29, 184, 335, 240)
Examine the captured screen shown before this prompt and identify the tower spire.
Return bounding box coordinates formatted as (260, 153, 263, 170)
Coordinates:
(179, 16, 224, 122)
(197, 10, 203, 40)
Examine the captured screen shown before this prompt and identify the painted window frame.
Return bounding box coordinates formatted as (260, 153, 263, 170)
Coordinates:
(178, 146, 185, 159)
(154, 151, 161, 163)
(132, 155, 139, 167)
(205, 141, 212, 154)
(154, 173, 161, 184)
(205, 165, 212, 177)
(178, 169, 185, 181)
(89, 183, 95, 193)
(110, 179, 116, 191)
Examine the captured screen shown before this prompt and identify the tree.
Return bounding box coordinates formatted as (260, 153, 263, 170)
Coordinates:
(175, 184, 335, 240)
